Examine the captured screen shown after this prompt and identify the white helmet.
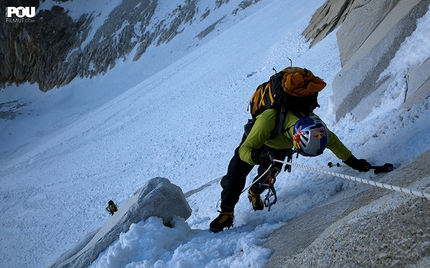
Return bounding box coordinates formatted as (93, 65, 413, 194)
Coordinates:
(293, 115, 328, 156)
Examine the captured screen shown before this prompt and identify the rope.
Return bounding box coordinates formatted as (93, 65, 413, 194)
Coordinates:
(240, 164, 273, 194)
(273, 159, 430, 200)
(216, 165, 273, 209)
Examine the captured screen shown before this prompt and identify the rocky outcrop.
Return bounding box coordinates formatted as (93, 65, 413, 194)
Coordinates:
(302, 0, 354, 47)
(303, 0, 402, 65)
(333, 0, 430, 121)
(0, 0, 264, 92)
(304, 0, 430, 121)
(49, 177, 192, 268)
(0, 2, 91, 92)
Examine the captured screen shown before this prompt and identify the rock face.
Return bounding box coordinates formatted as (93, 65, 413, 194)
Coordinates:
(304, 0, 430, 121)
(49, 177, 192, 268)
(264, 150, 430, 267)
(302, 0, 402, 51)
(1, 1, 91, 92)
(335, 0, 401, 66)
(0, 0, 263, 92)
(302, 0, 354, 47)
(333, 0, 430, 121)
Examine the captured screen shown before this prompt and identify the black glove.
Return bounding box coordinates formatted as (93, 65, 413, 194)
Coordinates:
(344, 155, 371, 172)
(251, 149, 275, 166)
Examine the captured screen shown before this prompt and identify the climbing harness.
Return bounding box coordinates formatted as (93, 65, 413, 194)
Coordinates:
(240, 151, 295, 210)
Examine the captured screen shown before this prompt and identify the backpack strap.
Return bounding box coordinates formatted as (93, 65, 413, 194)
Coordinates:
(269, 105, 286, 139)
(268, 73, 287, 139)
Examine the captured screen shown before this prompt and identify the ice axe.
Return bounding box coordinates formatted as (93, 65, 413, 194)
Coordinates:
(370, 163, 394, 174)
(328, 162, 394, 174)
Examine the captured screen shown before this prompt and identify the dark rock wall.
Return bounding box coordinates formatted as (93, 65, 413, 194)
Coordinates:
(1, 0, 262, 92)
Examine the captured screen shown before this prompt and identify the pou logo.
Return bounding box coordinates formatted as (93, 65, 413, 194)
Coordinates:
(6, 7, 36, 18)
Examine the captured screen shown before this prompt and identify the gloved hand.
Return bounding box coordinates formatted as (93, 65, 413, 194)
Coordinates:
(251, 149, 275, 166)
(344, 155, 371, 172)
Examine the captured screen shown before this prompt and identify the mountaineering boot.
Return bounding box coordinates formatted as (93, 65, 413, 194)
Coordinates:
(248, 189, 264, 211)
(209, 211, 234, 233)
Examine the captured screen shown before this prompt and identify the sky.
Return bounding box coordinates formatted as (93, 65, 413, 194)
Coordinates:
(1, 0, 430, 267)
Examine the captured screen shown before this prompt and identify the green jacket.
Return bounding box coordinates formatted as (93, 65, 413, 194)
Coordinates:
(239, 109, 352, 165)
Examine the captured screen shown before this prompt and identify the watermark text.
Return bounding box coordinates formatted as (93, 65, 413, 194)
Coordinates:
(5, 6, 36, 23)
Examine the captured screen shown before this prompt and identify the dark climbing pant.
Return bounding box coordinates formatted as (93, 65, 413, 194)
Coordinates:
(219, 133, 288, 212)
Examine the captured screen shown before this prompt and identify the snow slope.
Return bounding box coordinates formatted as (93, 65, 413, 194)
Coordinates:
(1, 0, 429, 267)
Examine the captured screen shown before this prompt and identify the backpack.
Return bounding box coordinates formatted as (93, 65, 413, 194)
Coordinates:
(248, 67, 327, 138)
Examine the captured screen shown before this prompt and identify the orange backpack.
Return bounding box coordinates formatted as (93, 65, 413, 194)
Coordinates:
(248, 67, 326, 138)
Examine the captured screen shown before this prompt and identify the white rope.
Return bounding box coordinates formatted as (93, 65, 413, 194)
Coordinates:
(241, 164, 273, 194)
(216, 164, 273, 208)
(273, 159, 430, 200)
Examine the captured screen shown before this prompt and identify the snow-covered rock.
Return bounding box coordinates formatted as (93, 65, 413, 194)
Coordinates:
(49, 177, 191, 268)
